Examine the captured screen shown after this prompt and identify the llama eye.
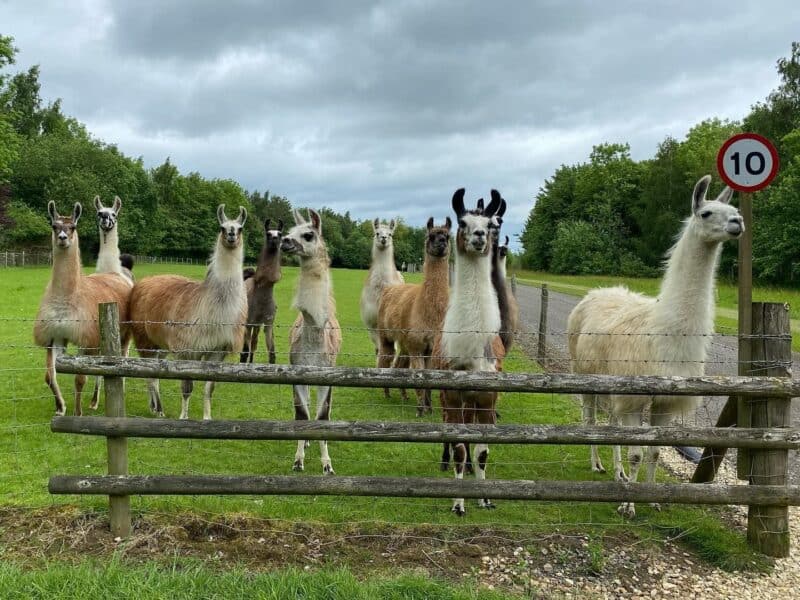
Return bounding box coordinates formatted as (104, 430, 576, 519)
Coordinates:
(303, 232, 314, 241)
(700, 211, 712, 219)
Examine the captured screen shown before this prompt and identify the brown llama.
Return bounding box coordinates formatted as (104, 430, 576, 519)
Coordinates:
(376, 217, 451, 416)
(432, 188, 505, 516)
(486, 192, 517, 353)
(129, 205, 248, 420)
(241, 218, 283, 364)
(281, 208, 342, 474)
(33, 201, 133, 416)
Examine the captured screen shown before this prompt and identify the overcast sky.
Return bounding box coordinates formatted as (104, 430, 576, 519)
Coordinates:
(2, 1, 799, 246)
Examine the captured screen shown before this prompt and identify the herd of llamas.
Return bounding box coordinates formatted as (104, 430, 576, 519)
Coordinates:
(33, 175, 743, 516)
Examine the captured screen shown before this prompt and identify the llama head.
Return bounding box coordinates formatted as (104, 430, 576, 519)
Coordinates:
(47, 201, 82, 249)
(371, 218, 397, 251)
(263, 218, 284, 252)
(94, 195, 121, 233)
(424, 216, 452, 258)
(217, 204, 247, 249)
(281, 208, 325, 258)
(498, 235, 510, 260)
(451, 188, 502, 256)
(689, 175, 743, 243)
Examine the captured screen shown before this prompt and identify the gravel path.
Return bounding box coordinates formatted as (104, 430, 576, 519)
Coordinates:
(513, 282, 799, 483)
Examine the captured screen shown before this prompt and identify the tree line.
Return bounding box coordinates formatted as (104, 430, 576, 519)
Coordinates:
(521, 42, 800, 285)
(0, 35, 428, 269)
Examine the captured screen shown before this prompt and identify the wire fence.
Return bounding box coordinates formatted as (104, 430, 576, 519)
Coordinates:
(1, 279, 797, 566)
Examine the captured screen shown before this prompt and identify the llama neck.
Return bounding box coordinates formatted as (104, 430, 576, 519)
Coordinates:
(655, 223, 722, 336)
(295, 251, 331, 327)
(421, 253, 449, 301)
(50, 237, 83, 297)
(369, 244, 399, 281)
(96, 226, 122, 273)
(206, 236, 245, 289)
(492, 253, 511, 340)
(254, 247, 281, 285)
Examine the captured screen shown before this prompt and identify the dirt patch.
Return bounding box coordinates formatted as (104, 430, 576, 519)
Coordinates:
(0, 505, 728, 597)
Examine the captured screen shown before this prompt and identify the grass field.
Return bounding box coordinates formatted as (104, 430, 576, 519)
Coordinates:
(510, 268, 800, 351)
(0, 263, 773, 586)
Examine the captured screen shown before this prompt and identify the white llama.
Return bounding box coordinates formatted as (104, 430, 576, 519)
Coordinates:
(281, 209, 342, 475)
(567, 175, 743, 517)
(433, 188, 505, 516)
(94, 195, 133, 282)
(360, 218, 404, 354)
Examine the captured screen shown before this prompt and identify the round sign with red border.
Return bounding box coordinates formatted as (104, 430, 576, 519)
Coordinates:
(716, 133, 779, 193)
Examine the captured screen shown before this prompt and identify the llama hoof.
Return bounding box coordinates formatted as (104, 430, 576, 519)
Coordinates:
(614, 471, 629, 483)
(617, 503, 636, 519)
(202, 416, 212, 421)
(479, 499, 496, 509)
(157, 411, 165, 418)
(451, 504, 466, 517)
(292, 460, 304, 472)
(649, 502, 662, 512)
(304, 441, 311, 449)
(466, 463, 475, 475)
(439, 461, 450, 472)
(90, 401, 99, 411)
(323, 464, 335, 475)
(179, 413, 189, 420)
(54, 408, 65, 417)
(592, 462, 606, 474)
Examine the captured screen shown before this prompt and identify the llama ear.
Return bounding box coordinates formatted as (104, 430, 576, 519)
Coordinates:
(372, 218, 379, 232)
(477, 198, 484, 212)
(93, 195, 103, 211)
(426, 217, 434, 230)
(715, 186, 734, 205)
(452, 188, 466, 217)
(112, 196, 122, 214)
(505, 235, 509, 246)
(496, 197, 507, 218)
(277, 219, 284, 232)
(217, 204, 227, 225)
(308, 208, 322, 233)
(692, 175, 711, 213)
(486, 190, 502, 217)
(264, 218, 271, 231)
(47, 201, 59, 223)
(292, 209, 306, 225)
(445, 216, 452, 230)
(72, 203, 82, 224)
(237, 206, 247, 225)
(389, 219, 396, 231)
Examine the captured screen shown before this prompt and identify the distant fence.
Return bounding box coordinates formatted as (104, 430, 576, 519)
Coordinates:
(0, 251, 51, 267)
(48, 301, 798, 557)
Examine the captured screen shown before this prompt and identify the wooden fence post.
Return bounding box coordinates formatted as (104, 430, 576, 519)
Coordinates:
(99, 302, 131, 538)
(537, 284, 548, 366)
(746, 302, 792, 557)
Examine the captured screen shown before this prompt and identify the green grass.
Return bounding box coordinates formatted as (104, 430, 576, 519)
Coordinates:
(510, 268, 800, 351)
(0, 264, 771, 574)
(0, 560, 514, 600)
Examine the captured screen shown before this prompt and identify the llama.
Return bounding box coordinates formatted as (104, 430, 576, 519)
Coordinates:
(281, 208, 342, 474)
(377, 217, 451, 415)
(33, 202, 134, 416)
(360, 218, 404, 355)
(129, 205, 248, 420)
(567, 175, 743, 518)
(485, 191, 518, 353)
(94, 195, 134, 283)
(241, 218, 283, 364)
(432, 188, 505, 516)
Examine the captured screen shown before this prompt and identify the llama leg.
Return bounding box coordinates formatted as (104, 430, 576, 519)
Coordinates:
(395, 352, 410, 402)
(292, 385, 310, 471)
(146, 378, 163, 416)
(452, 442, 467, 516)
(316, 385, 334, 475)
(203, 381, 215, 421)
(45, 343, 68, 416)
(265, 324, 276, 364)
(90, 377, 102, 411)
(422, 355, 433, 415)
(377, 337, 395, 399)
(180, 379, 193, 420)
(409, 354, 427, 417)
(240, 327, 252, 363)
(644, 411, 671, 512)
(74, 372, 86, 417)
(616, 410, 642, 519)
(475, 398, 496, 508)
(582, 394, 605, 473)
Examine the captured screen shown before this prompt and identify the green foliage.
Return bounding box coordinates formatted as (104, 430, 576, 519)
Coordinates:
(0, 200, 48, 245)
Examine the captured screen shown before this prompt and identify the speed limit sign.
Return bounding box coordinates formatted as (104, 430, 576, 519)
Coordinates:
(717, 133, 779, 192)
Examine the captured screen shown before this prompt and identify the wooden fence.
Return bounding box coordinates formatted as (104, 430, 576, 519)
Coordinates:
(49, 302, 798, 557)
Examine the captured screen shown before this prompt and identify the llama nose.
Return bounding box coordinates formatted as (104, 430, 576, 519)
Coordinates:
(58, 232, 68, 240)
(474, 230, 486, 239)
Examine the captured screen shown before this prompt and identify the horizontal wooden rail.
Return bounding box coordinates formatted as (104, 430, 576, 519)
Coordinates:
(55, 356, 800, 397)
(48, 475, 800, 506)
(51, 417, 800, 449)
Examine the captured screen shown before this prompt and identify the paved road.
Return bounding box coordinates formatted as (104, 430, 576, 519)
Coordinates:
(514, 282, 799, 483)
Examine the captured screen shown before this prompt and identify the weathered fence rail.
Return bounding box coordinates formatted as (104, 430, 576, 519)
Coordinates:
(49, 301, 798, 558)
